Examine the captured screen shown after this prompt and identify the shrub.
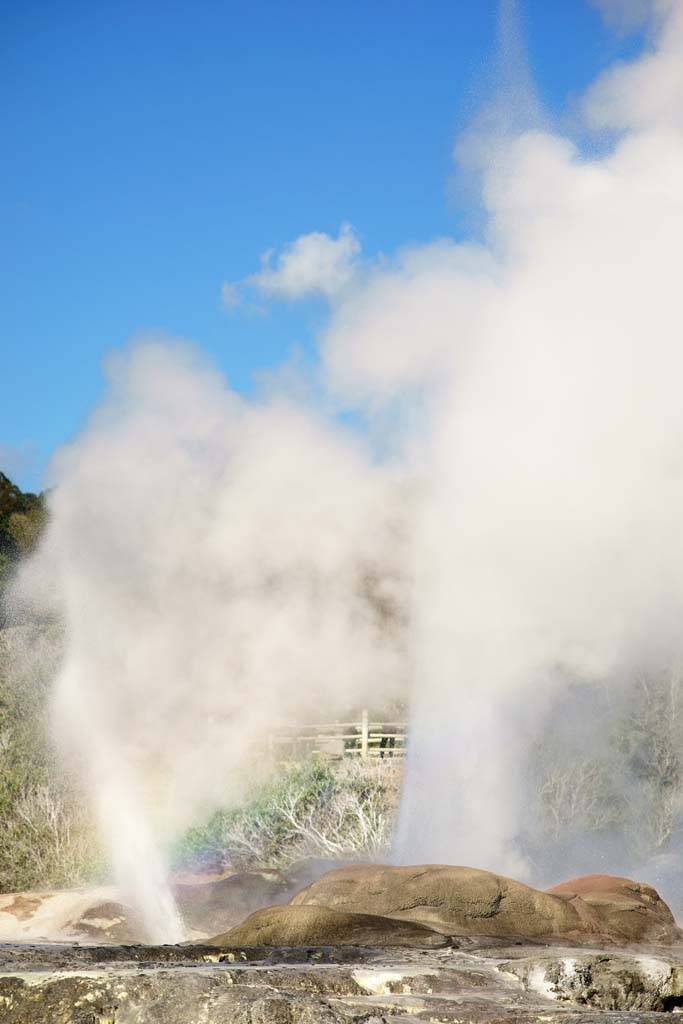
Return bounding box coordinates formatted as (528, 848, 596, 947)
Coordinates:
(531, 663, 683, 869)
(173, 756, 401, 873)
(0, 624, 102, 891)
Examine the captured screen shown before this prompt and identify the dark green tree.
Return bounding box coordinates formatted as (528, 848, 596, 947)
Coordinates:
(0, 471, 47, 601)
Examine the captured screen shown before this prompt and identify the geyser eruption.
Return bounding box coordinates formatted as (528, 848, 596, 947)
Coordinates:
(390, 0, 683, 873)
(10, 0, 683, 935)
(16, 343, 407, 940)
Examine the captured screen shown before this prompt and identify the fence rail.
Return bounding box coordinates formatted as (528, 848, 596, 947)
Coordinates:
(267, 709, 407, 761)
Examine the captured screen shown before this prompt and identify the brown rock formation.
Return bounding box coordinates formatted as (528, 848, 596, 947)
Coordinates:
(290, 863, 584, 938)
(211, 903, 450, 948)
(547, 873, 680, 943)
(289, 863, 682, 944)
(174, 869, 290, 934)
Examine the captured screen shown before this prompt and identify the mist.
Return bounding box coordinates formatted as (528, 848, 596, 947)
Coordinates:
(317, 0, 683, 880)
(9, 0, 683, 936)
(11, 343, 408, 939)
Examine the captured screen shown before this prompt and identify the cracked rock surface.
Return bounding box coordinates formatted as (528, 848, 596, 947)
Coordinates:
(2, 939, 683, 1023)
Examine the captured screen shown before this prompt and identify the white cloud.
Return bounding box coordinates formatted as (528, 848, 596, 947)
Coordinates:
(251, 223, 360, 300)
(590, 0, 659, 32)
(219, 280, 241, 310)
(222, 224, 360, 308)
(584, 1, 683, 130)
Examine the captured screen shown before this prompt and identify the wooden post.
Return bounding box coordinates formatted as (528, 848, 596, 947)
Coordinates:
(361, 708, 369, 759)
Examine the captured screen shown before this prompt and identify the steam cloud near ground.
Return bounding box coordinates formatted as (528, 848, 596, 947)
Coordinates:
(9, 0, 683, 937)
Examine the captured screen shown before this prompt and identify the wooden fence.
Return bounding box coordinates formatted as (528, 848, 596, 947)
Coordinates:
(267, 709, 407, 762)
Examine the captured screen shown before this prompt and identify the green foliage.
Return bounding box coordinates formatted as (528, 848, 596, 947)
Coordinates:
(8, 505, 48, 556)
(0, 472, 48, 619)
(0, 628, 52, 802)
(0, 624, 102, 891)
(0, 471, 45, 560)
(172, 756, 400, 873)
(0, 550, 13, 588)
(0, 626, 54, 889)
(173, 759, 333, 871)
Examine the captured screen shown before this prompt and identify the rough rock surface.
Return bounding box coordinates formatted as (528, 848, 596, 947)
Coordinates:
(547, 874, 678, 944)
(0, 887, 143, 944)
(501, 949, 683, 1013)
(0, 870, 292, 944)
(174, 869, 291, 935)
(291, 865, 682, 944)
(213, 903, 450, 948)
(1, 939, 683, 1022)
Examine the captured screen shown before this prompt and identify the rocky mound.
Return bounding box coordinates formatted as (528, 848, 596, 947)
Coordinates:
(290, 864, 681, 944)
(173, 868, 290, 935)
(547, 873, 679, 943)
(0, 870, 292, 944)
(210, 903, 450, 948)
(0, 887, 143, 943)
(290, 864, 583, 938)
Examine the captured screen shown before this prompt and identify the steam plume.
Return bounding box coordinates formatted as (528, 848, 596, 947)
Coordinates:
(15, 342, 407, 939)
(10, 0, 683, 932)
(318, 0, 683, 875)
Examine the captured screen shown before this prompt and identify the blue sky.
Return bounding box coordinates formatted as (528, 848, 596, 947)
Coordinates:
(1, 1, 643, 492)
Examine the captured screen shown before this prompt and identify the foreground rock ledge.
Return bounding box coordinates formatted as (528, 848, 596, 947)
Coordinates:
(2, 939, 683, 1023)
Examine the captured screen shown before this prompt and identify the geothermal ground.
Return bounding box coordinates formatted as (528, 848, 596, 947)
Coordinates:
(3, 938, 683, 1022)
(2, 866, 683, 1022)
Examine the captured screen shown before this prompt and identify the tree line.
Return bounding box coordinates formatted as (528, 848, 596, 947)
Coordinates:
(0, 471, 47, 602)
